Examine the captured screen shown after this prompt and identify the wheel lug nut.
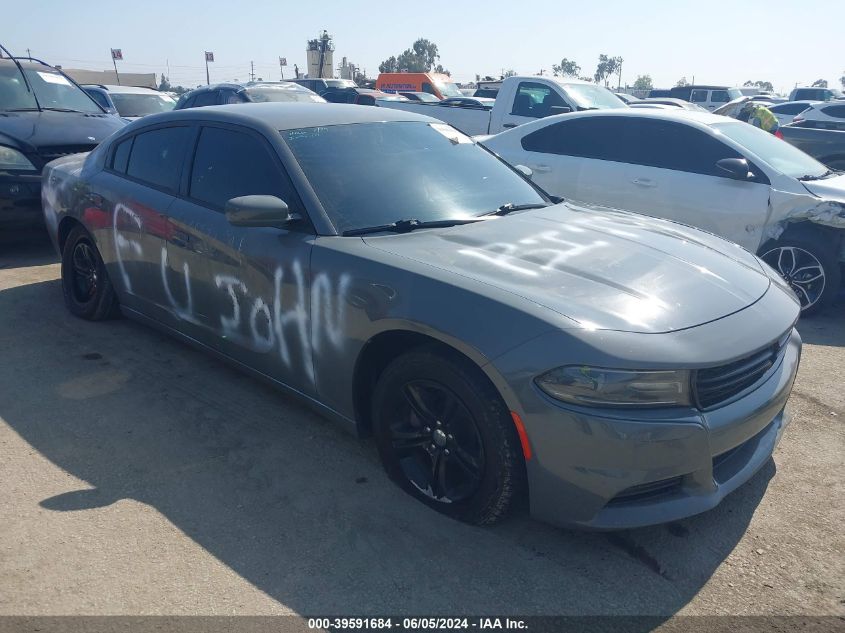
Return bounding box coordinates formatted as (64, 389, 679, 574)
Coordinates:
(430, 443, 436, 450)
(425, 427, 431, 433)
(436, 420, 441, 426)
(447, 434, 453, 440)
(444, 449, 450, 455)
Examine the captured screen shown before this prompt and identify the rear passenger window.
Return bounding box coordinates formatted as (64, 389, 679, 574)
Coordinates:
(189, 126, 298, 211)
(710, 90, 730, 103)
(126, 127, 191, 191)
(192, 91, 219, 107)
(821, 105, 845, 118)
(521, 118, 633, 161)
(691, 90, 708, 103)
(111, 137, 133, 173)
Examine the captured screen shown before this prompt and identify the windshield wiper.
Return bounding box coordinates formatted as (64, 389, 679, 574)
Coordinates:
(799, 170, 836, 181)
(484, 202, 549, 217)
(342, 217, 485, 237)
(40, 107, 87, 113)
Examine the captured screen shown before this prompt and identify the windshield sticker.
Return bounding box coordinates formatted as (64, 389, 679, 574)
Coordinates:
(37, 72, 71, 86)
(430, 123, 471, 144)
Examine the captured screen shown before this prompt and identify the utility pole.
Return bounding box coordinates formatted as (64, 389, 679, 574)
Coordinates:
(250, 61, 255, 82)
(26, 48, 31, 59)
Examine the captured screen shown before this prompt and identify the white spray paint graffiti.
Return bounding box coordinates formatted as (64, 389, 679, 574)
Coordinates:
(111, 203, 349, 382)
(458, 229, 606, 277)
(113, 203, 143, 294)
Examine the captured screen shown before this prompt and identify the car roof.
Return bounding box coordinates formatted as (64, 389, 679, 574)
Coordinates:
(138, 102, 438, 130)
(535, 108, 729, 126)
(83, 84, 163, 94)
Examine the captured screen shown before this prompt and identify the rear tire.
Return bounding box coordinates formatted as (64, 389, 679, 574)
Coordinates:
(760, 231, 841, 317)
(61, 225, 120, 321)
(372, 347, 526, 525)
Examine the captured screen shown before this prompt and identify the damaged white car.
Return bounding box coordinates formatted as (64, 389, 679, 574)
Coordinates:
(480, 109, 845, 314)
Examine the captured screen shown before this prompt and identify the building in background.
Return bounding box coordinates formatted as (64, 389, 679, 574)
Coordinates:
(59, 67, 156, 89)
(306, 31, 334, 79)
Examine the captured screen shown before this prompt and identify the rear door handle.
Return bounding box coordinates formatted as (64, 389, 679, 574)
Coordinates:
(531, 164, 552, 173)
(502, 123, 517, 129)
(632, 178, 657, 188)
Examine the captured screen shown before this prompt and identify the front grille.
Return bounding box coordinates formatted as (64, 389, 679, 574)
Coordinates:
(694, 332, 790, 409)
(37, 144, 97, 163)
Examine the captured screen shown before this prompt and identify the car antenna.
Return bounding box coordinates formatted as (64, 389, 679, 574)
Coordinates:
(0, 41, 42, 112)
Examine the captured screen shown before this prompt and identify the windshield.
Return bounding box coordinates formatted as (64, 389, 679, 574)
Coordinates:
(110, 92, 175, 117)
(246, 86, 325, 103)
(562, 83, 626, 110)
(712, 121, 829, 179)
(414, 92, 440, 102)
(727, 88, 743, 100)
(282, 121, 545, 234)
(325, 79, 356, 89)
(434, 80, 463, 98)
(0, 63, 101, 113)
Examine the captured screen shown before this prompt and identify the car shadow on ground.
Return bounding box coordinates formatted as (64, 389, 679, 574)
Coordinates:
(0, 275, 776, 617)
(796, 292, 845, 347)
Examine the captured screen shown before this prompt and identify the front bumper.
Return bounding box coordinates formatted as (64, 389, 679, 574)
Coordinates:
(0, 173, 43, 229)
(488, 287, 802, 530)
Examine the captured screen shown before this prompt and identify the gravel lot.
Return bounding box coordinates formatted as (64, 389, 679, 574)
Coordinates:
(0, 230, 842, 619)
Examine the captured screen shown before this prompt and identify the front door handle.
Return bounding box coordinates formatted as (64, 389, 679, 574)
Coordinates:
(502, 123, 517, 128)
(632, 178, 657, 188)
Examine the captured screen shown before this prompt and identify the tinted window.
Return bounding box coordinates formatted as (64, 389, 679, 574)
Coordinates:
(522, 117, 742, 176)
(512, 82, 565, 118)
(126, 127, 191, 191)
(821, 104, 845, 118)
(710, 90, 730, 103)
(85, 89, 111, 110)
(190, 126, 296, 210)
(772, 103, 811, 115)
(111, 137, 133, 173)
(521, 117, 633, 161)
(283, 122, 545, 234)
(191, 91, 219, 107)
(690, 90, 708, 103)
(111, 93, 176, 117)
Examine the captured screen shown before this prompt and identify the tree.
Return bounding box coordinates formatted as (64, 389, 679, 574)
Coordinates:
(840, 73, 845, 89)
(552, 58, 580, 78)
(744, 80, 774, 92)
(632, 75, 653, 91)
(158, 73, 171, 92)
(378, 56, 398, 74)
(434, 64, 450, 76)
(675, 76, 689, 87)
(502, 69, 517, 78)
(379, 38, 445, 74)
(593, 54, 623, 87)
(812, 78, 828, 88)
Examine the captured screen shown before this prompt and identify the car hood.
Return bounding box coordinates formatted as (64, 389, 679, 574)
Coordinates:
(801, 173, 845, 203)
(0, 110, 126, 150)
(363, 203, 770, 334)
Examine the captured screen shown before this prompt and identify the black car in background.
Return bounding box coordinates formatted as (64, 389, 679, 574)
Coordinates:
(0, 56, 126, 229)
(175, 82, 325, 110)
(320, 87, 407, 105)
(287, 77, 356, 93)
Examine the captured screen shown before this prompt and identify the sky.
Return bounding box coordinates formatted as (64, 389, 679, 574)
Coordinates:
(4, 0, 844, 93)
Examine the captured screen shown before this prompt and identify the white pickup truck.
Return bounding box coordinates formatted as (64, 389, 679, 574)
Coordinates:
(378, 76, 627, 135)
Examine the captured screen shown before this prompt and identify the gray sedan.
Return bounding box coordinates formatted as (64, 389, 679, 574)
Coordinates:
(41, 103, 801, 529)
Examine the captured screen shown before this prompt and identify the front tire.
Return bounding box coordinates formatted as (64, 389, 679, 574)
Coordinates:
(760, 232, 840, 316)
(372, 347, 526, 525)
(61, 225, 120, 320)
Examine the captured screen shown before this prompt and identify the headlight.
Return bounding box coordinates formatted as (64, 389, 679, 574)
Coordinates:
(535, 366, 692, 408)
(0, 145, 37, 171)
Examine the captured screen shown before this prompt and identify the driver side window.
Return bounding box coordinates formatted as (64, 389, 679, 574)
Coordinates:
(512, 82, 563, 118)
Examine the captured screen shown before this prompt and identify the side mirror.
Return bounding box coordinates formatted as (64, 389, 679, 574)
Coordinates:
(514, 164, 533, 179)
(549, 105, 572, 115)
(225, 195, 300, 228)
(716, 158, 753, 181)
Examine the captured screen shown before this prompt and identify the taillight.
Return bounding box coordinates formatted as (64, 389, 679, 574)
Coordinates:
(775, 129, 784, 139)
